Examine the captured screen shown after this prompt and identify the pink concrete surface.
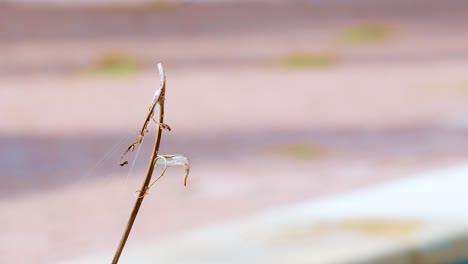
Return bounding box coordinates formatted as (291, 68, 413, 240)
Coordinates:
(3, 1, 468, 263)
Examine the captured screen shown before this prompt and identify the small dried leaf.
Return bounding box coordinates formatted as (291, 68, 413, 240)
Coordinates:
(120, 135, 144, 162)
(151, 116, 172, 131)
(155, 154, 190, 186)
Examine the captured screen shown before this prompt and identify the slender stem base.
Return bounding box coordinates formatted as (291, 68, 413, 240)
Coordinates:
(112, 100, 165, 263)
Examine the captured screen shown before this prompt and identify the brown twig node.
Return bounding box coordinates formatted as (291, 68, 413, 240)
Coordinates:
(112, 63, 190, 264)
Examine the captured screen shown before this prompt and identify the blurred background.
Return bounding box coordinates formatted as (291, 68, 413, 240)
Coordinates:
(3, 0, 468, 263)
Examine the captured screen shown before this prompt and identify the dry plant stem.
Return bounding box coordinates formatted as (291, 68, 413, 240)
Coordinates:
(112, 64, 166, 264)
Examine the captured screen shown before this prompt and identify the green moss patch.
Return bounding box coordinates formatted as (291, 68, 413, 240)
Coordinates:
(264, 143, 328, 159)
(340, 23, 393, 44)
(88, 51, 143, 76)
(276, 54, 338, 69)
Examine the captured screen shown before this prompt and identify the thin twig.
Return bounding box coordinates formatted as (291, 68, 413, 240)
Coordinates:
(112, 63, 167, 264)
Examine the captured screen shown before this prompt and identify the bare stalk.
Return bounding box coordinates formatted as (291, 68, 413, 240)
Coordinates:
(112, 63, 167, 264)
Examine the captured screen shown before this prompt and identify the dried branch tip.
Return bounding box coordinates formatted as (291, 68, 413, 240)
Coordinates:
(120, 63, 169, 165)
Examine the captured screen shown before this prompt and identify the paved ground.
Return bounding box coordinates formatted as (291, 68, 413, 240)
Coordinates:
(2, 1, 468, 263)
(63, 163, 468, 264)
